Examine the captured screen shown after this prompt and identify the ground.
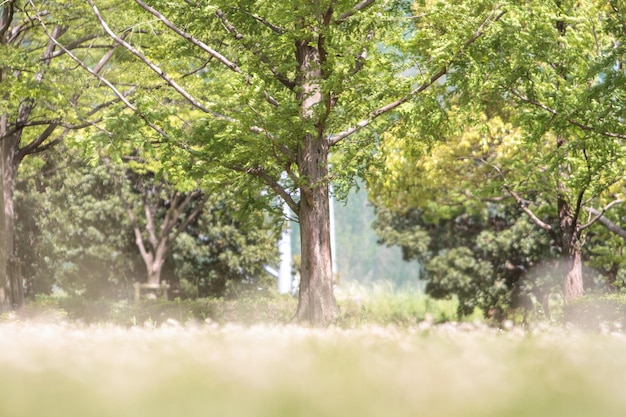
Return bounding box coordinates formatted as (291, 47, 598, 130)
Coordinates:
(0, 318, 624, 417)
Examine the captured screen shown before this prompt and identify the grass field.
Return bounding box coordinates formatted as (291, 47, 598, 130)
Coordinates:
(0, 318, 625, 417)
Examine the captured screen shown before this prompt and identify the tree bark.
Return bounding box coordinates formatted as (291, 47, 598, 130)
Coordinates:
(563, 247, 583, 303)
(294, 40, 338, 325)
(2, 128, 22, 309)
(0, 115, 9, 310)
(145, 241, 168, 287)
(295, 137, 338, 325)
(557, 194, 584, 303)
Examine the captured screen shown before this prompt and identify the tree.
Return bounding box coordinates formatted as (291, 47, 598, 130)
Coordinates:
(105, 159, 207, 288)
(370, 1, 626, 305)
(15, 146, 139, 298)
(374, 201, 558, 320)
(35, 0, 507, 325)
(15, 145, 279, 299)
(0, 1, 120, 308)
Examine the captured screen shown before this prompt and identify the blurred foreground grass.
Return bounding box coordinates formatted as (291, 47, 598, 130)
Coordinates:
(0, 321, 625, 417)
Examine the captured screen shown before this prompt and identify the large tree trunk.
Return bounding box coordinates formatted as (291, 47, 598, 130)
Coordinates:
(295, 137, 338, 325)
(294, 40, 338, 325)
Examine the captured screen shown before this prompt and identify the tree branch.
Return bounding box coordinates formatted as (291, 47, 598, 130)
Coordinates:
(40, 34, 99, 61)
(503, 185, 553, 231)
(509, 88, 626, 140)
(241, 10, 285, 34)
(469, 156, 553, 232)
(581, 200, 624, 230)
(171, 191, 206, 242)
(242, 165, 299, 215)
(159, 191, 186, 240)
(215, 9, 295, 90)
(29, 0, 171, 139)
(329, 7, 506, 145)
(103, 159, 153, 264)
(586, 207, 626, 239)
(0, 0, 14, 40)
(144, 200, 159, 250)
(134, 0, 242, 74)
(86, 0, 212, 114)
(336, 0, 377, 24)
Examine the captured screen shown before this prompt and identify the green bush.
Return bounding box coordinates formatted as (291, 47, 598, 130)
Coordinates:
(29, 293, 297, 326)
(563, 293, 626, 329)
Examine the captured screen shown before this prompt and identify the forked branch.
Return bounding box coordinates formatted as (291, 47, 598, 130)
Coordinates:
(586, 207, 626, 239)
(581, 200, 625, 230)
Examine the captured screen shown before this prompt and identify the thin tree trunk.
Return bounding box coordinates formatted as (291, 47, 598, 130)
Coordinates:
(563, 247, 584, 303)
(146, 242, 167, 286)
(1, 121, 21, 309)
(0, 115, 9, 310)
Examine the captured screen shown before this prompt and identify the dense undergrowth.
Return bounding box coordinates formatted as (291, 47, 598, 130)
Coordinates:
(13, 284, 464, 328)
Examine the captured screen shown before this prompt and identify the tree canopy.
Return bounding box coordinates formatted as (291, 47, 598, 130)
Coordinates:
(369, 0, 626, 315)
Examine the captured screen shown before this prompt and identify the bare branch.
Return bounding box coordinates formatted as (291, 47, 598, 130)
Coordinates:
(215, 9, 295, 90)
(242, 165, 299, 215)
(581, 200, 625, 230)
(242, 10, 285, 34)
(586, 207, 626, 239)
(329, 7, 506, 145)
(336, 0, 377, 24)
(86, 0, 212, 114)
(29, 0, 170, 139)
(134, 0, 242, 74)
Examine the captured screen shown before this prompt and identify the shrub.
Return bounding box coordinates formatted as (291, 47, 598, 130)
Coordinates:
(563, 293, 626, 329)
(33, 293, 297, 326)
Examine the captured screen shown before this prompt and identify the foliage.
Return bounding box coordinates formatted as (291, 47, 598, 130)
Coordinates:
(41, 0, 512, 324)
(336, 284, 463, 328)
(15, 147, 137, 298)
(370, 1, 626, 311)
(15, 146, 278, 300)
(563, 293, 626, 330)
(375, 202, 561, 320)
(27, 293, 297, 326)
(173, 191, 280, 299)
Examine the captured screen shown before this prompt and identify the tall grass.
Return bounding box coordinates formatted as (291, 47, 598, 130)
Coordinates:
(336, 280, 479, 326)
